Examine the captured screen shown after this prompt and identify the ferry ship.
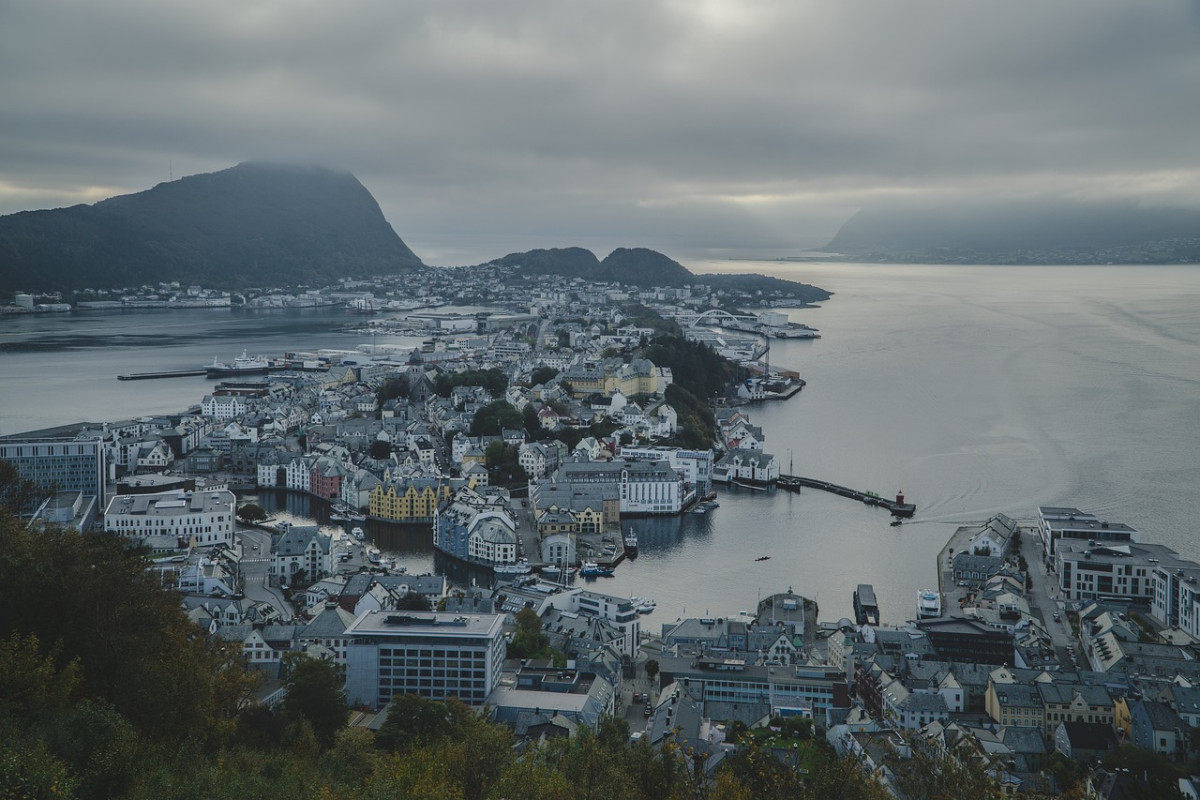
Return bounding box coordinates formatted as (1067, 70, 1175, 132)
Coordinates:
(917, 589, 942, 619)
(206, 350, 270, 377)
(853, 583, 880, 626)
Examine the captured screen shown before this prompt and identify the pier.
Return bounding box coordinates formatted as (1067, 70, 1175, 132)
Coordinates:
(117, 369, 208, 380)
(775, 475, 916, 517)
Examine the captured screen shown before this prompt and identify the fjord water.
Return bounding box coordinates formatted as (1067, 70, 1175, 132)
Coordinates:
(2, 264, 1198, 626)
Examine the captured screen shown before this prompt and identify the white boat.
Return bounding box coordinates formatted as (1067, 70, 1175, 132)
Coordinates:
(494, 558, 532, 574)
(351, 526, 365, 540)
(206, 349, 270, 377)
(632, 596, 656, 614)
(624, 528, 639, 549)
(917, 589, 942, 619)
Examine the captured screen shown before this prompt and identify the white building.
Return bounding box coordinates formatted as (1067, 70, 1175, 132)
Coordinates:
(201, 393, 248, 421)
(1038, 506, 1138, 557)
(344, 611, 506, 708)
(712, 448, 779, 485)
(103, 489, 236, 547)
(1054, 540, 1175, 603)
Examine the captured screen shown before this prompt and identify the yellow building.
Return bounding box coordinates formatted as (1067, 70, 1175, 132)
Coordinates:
(369, 477, 452, 523)
(561, 358, 671, 399)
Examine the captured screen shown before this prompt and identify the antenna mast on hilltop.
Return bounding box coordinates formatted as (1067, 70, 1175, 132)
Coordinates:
(169, 160, 173, 181)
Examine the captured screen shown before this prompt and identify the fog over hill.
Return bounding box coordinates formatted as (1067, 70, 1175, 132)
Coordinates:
(0, 162, 424, 293)
(825, 200, 1200, 263)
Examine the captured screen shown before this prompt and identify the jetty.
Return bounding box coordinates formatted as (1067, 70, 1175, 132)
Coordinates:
(776, 475, 916, 517)
(117, 369, 208, 381)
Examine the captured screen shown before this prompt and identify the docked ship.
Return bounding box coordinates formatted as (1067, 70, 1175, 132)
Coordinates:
(579, 560, 615, 577)
(624, 528, 638, 556)
(206, 350, 270, 378)
(853, 583, 880, 626)
(493, 558, 532, 575)
(917, 589, 942, 620)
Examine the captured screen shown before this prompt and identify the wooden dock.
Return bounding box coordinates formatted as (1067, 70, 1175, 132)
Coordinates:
(776, 474, 916, 517)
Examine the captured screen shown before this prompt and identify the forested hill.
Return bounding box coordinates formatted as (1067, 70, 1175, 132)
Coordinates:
(825, 200, 1200, 264)
(491, 246, 832, 303)
(0, 162, 424, 293)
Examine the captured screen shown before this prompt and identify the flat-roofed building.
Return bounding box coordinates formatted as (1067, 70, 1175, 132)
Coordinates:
(103, 488, 236, 547)
(0, 434, 106, 512)
(344, 611, 505, 708)
(1055, 541, 1181, 603)
(1038, 506, 1138, 557)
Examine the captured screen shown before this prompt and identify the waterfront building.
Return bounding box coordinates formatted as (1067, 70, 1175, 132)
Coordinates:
(550, 458, 683, 515)
(369, 475, 454, 523)
(916, 617, 1014, 666)
(309, 456, 348, 501)
(343, 610, 506, 708)
(433, 487, 518, 567)
(0, 434, 107, 511)
(1151, 559, 1200, 639)
(1053, 540, 1180, 603)
(618, 445, 714, 501)
(1038, 506, 1139, 557)
(712, 448, 779, 486)
(103, 488, 236, 547)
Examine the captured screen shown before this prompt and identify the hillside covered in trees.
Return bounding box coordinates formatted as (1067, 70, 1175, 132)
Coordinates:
(0, 162, 424, 294)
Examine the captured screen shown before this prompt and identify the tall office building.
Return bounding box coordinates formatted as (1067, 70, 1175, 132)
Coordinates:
(0, 435, 107, 511)
(344, 611, 506, 709)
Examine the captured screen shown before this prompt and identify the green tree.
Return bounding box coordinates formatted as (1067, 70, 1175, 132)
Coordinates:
(645, 659, 660, 682)
(236, 502, 268, 523)
(508, 608, 553, 661)
(0, 517, 252, 743)
(531, 366, 559, 386)
(368, 439, 392, 460)
(471, 400, 524, 436)
(375, 375, 411, 407)
(281, 656, 347, 749)
(0, 458, 50, 515)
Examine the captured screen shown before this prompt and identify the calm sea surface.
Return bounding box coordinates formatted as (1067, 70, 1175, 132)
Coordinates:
(3, 264, 1199, 627)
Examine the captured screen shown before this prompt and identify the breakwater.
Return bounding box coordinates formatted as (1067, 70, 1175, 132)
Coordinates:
(776, 475, 916, 517)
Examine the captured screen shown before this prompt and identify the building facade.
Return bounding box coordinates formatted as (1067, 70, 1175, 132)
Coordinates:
(344, 611, 506, 708)
(103, 488, 236, 547)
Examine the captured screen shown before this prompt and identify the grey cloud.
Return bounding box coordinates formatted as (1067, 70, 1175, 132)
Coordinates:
(2, 1, 1198, 264)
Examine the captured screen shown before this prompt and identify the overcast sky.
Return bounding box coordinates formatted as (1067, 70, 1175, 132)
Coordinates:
(2, 1, 1199, 265)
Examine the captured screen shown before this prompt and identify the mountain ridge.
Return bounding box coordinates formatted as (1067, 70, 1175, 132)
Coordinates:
(488, 246, 831, 303)
(0, 162, 424, 293)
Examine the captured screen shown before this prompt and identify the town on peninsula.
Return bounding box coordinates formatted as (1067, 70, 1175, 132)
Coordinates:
(4, 258, 1196, 798)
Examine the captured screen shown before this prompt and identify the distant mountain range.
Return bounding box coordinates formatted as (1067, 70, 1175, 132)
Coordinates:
(825, 200, 1200, 263)
(488, 246, 832, 303)
(0, 162, 423, 293)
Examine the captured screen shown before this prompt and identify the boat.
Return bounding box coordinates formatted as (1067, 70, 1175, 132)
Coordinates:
(917, 590, 942, 619)
(755, 556, 771, 561)
(853, 583, 880, 626)
(329, 512, 349, 522)
(494, 558, 532, 575)
(579, 560, 615, 577)
(637, 598, 656, 614)
(890, 519, 903, 527)
(205, 350, 270, 377)
(624, 528, 639, 551)
(351, 526, 365, 540)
